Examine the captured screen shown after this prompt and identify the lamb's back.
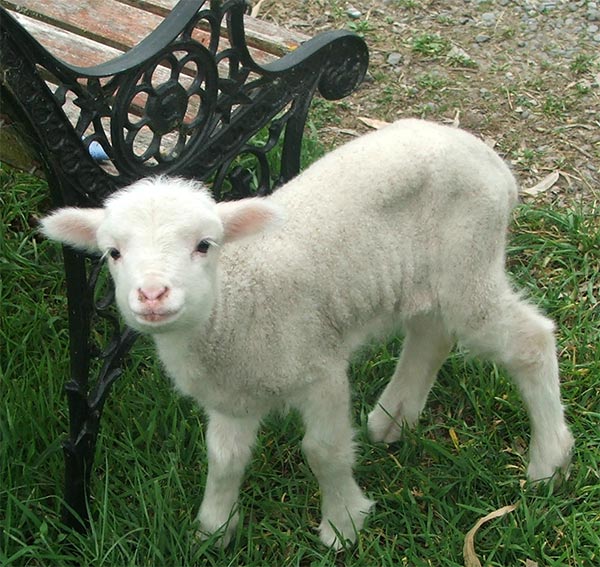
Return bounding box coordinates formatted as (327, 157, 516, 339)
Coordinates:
(270, 119, 518, 223)
(264, 119, 518, 300)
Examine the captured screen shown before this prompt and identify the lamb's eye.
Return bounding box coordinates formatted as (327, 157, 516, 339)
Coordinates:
(195, 239, 212, 254)
(109, 248, 121, 260)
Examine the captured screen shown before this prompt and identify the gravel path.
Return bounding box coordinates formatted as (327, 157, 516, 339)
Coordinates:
(263, 0, 600, 206)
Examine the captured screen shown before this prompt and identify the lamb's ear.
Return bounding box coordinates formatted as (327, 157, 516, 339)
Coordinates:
(39, 207, 106, 252)
(216, 198, 284, 243)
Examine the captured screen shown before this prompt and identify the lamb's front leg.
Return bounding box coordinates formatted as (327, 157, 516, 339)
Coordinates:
(196, 411, 260, 547)
(297, 374, 375, 549)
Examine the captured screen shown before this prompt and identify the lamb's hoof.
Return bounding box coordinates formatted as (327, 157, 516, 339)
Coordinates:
(318, 495, 375, 550)
(527, 428, 574, 484)
(195, 525, 235, 549)
(367, 405, 414, 444)
(195, 510, 238, 548)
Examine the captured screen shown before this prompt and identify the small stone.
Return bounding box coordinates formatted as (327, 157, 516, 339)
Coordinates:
(475, 34, 491, 43)
(588, 10, 600, 21)
(346, 5, 362, 19)
(447, 45, 475, 65)
(387, 52, 403, 66)
(362, 71, 375, 84)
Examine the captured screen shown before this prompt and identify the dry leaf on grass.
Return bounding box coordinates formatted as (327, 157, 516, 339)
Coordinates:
(358, 117, 391, 130)
(521, 171, 560, 197)
(463, 503, 519, 567)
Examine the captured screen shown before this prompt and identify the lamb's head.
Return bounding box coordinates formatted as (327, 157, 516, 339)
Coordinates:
(40, 176, 282, 334)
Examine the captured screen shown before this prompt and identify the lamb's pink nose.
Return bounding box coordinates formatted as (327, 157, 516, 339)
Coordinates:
(137, 286, 169, 304)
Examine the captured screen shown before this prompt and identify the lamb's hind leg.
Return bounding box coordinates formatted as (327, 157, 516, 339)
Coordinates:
(457, 292, 574, 481)
(368, 314, 453, 443)
(296, 372, 374, 550)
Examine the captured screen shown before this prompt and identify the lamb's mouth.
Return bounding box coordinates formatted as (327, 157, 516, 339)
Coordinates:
(133, 308, 182, 326)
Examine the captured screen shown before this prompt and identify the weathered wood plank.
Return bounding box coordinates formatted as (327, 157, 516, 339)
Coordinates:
(0, 1, 298, 73)
(10, 12, 124, 68)
(1, 0, 308, 59)
(122, 0, 310, 55)
(7, 14, 185, 103)
(2, 0, 169, 52)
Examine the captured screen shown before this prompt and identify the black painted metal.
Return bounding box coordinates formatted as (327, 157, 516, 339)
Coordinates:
(0, 0, 368, 532)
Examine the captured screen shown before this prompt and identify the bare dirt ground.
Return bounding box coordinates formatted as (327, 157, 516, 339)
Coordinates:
(259, 0, 599, 207)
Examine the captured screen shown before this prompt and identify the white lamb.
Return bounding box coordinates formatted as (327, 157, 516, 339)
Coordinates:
(40, 119, 574, 549)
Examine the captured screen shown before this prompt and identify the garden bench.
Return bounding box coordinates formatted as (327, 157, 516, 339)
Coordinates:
(0, 0, 368, 532)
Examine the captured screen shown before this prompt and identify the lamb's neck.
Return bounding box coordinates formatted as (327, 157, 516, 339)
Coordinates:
(152, 277, 249, 367)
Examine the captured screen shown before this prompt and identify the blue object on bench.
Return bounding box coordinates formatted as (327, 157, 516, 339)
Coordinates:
(87, 140, 109, 162)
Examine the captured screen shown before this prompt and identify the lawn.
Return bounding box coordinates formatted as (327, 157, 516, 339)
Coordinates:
(1, 155, 598, 566)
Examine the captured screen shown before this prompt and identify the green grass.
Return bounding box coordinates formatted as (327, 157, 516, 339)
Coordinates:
(410, 33, 451, 57)
(416, 72, 449, 92)
(570, 54, 596, 75)
(542, 95, 570, 119)
(1, 157, 599, 566)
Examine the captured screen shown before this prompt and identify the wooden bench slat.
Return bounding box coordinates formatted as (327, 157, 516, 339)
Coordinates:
(1, 0, 306, 75)
(9, 13, 194, 97)
(3, 0, 176, 52)
(120, 0, 310, 55)
(11, 12, 124, 68)
(2, 0, 309, 61)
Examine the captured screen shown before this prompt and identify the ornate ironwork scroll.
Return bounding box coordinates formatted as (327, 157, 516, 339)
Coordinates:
(0, 0, 368, 532)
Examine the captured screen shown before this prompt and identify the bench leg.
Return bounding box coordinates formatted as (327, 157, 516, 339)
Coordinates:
(62, 421, 96, 532)
(60, 248, 95, 531)
(59, 247, 137, 532)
